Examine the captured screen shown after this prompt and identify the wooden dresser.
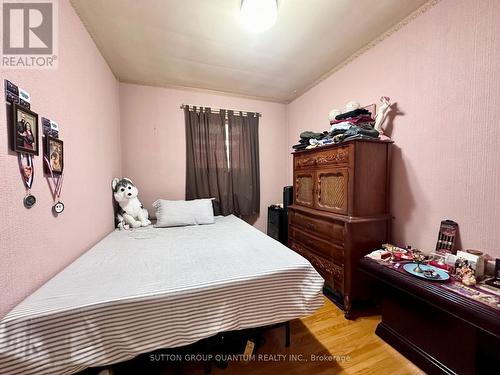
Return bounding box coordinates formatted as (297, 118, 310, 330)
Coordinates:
(288, 139, 392, 318)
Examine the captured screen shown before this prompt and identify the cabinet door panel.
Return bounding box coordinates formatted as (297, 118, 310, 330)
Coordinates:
(294, 171, 315, 208)
(315, 168, 348, 214)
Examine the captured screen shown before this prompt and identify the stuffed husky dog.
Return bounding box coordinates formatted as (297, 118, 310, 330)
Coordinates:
(112, 177, 151, 229)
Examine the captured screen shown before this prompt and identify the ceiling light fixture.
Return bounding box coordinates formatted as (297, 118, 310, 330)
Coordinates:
(239, 0, 278, 33)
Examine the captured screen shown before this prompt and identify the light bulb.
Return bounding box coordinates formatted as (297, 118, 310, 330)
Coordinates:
(240, 0, 278, 33)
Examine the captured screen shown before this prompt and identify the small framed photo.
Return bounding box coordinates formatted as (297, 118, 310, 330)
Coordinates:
(363, 104, 376, 120)
(12, 103, 39, 155)
(45, 136, 64, 175)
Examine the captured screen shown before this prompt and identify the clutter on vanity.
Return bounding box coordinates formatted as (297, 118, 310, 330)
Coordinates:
(364, 220, 500, 310)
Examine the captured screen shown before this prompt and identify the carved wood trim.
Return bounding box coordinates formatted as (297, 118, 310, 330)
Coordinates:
(295, 148, 349, 169)
(290, 241, 331, 273)
(296, 157, 317, 168)
(290, 240, 344, 283)
(315, 149, 349, 165)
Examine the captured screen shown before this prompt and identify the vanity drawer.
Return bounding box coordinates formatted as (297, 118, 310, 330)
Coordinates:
(289, 226, 344, 265)
(289, 210, 343, 244)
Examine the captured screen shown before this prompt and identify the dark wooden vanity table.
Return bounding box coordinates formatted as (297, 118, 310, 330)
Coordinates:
(359, 257, 500, 374)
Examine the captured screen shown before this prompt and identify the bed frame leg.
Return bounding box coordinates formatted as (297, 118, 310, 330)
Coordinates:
(285, 321, 290, 347)
(175, 362, 183, 375)
(203, 362, 212, 374)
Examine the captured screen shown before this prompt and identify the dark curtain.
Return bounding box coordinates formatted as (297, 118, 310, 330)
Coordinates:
(228, 111, 260, 217)
(185, 107, 260, 217)
(185, 107, 233, 215)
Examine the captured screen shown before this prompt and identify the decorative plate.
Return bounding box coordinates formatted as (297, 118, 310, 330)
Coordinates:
(403, 263, 450, 281)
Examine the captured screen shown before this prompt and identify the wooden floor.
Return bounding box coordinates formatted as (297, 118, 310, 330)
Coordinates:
(106, 296, 424, 375)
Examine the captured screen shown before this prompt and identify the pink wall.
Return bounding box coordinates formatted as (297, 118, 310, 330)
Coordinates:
(0, 0, 121, 317)
(119, 83, 288, 232)
(2, 0, 499, 321)
(287, 0, 500, 257)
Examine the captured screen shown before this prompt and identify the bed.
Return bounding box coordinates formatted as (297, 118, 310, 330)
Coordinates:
(0, 215, 324, 375)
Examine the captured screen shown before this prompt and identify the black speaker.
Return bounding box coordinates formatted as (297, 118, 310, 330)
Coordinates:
(267, 187, 293, 245)
(283, 185, 293, 209)
(267, 205, 284, 243)
(283, 186, 293, 245)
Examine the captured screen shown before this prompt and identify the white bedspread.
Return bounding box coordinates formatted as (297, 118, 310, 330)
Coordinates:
(0, 215, 324, 375)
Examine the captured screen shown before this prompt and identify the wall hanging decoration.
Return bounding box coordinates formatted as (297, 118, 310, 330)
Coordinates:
(18, 153, 36, 208)
(5, 79, 40, 209)
(4, 79, 30, 109)
(44, 154, 64, 214)
(43, 135, 64, 214)
(44, 136, 63, 175)
(42, 117, 59, 138)
(43, 136, 64, 214)
(12, 102, 39, 155)
(41, 113, 64, 214)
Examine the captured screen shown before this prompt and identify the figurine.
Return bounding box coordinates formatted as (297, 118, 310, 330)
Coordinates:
(412, 250, 426, 273)
(374, 96, 391, 135)
(454, 258, 477, 286)
(462, 272, 477, 286)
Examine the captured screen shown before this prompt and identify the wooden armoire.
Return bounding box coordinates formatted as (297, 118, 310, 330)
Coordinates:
(288, 139, 392, 319)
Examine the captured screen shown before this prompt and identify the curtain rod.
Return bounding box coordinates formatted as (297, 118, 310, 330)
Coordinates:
(180, 104, 262, 117)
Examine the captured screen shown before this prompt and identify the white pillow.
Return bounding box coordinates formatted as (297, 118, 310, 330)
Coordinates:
(153, 199, 215, 227)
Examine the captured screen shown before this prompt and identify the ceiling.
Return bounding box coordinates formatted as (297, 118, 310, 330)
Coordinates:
(71, 0, 429, 103)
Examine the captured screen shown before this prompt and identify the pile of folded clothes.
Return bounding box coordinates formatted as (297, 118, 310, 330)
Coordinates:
(292, 108, 382, 151)
(292, 131, 330, 151)
(333, 125, 380, 143)
(330, 108, 374, 134)
(330, 107, 380, 143)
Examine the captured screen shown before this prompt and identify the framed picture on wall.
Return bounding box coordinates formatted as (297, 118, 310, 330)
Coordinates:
(12, 103, 39, 155)
(44, 136, 64, 175)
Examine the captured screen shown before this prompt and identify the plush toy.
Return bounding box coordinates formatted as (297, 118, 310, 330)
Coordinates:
(112, 177, 151, 229)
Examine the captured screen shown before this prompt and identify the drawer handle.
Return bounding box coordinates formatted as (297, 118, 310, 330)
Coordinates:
(306, 223, 315, 230)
